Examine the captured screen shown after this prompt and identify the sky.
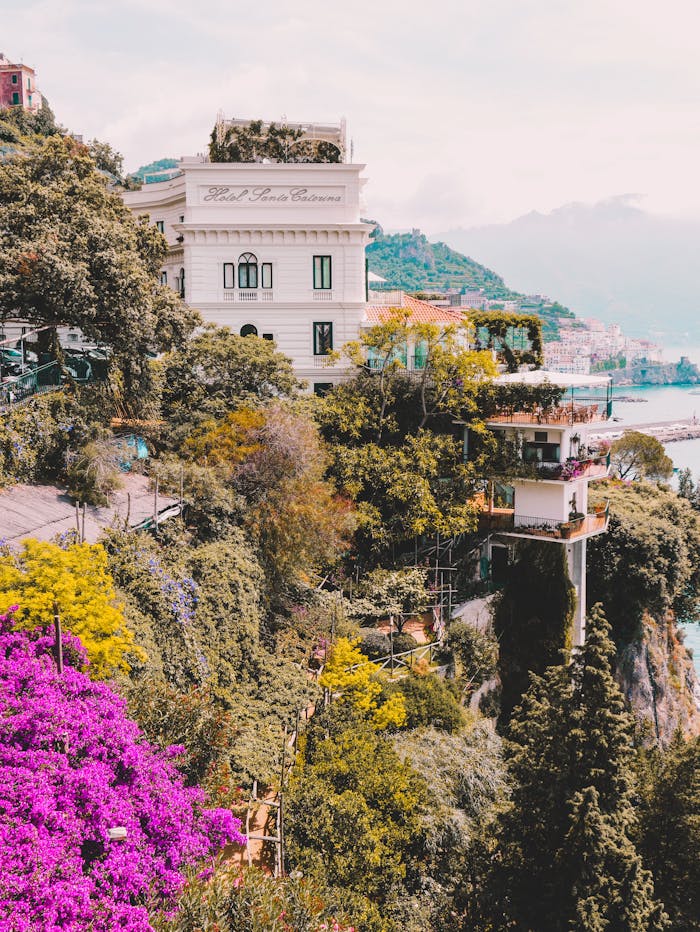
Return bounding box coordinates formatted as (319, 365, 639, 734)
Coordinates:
(3, 0, 700, 232)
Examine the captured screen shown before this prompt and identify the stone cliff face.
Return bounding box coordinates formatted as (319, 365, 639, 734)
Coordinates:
(610, 358, 700, 385)
(616, 611, 700, 744)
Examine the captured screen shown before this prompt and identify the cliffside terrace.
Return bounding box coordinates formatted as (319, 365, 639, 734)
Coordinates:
(480, 501, 610, 541)
(485, 370, 613, 427)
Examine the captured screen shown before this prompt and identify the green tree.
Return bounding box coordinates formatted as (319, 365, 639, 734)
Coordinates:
(287, 706, 427, 910)
(588, 482, 700, 643)
(87, 138, 124, 179)
(637, 733, 700, 930)
(494, 541, 576, 723)
(480, 606, 667, 930)
(159, 326, 300, 442)
(610, 431, 673, 481)
(0, 538, 142, 677)
(447, 621, 498, 697)
(0, 135, 198, 402)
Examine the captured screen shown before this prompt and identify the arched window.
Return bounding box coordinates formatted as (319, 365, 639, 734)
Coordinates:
(238, 253, 258, 289)
(240, 324, 258, 337)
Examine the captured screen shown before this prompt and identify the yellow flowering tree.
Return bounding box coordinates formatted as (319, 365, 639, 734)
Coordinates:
(0, 539, 142, 677)
(319, 636, 406, 729)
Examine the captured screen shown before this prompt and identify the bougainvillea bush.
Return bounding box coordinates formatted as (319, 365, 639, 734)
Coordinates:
(0, 608, 244, 931)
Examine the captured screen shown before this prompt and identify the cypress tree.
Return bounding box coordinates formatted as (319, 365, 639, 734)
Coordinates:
(481, 605, 667, 930)
(637, 731, 700, 929)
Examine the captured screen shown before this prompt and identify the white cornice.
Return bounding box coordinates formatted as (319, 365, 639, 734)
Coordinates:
(175, 226, 371, 245)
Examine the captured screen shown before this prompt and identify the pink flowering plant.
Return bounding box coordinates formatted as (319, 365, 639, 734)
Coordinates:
(0, 607, 245, 932)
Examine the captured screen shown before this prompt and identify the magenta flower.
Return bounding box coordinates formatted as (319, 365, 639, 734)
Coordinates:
(0, 610, 245, 930)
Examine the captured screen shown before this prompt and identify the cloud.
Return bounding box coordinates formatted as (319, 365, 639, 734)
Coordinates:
(4, 0, 700, 229)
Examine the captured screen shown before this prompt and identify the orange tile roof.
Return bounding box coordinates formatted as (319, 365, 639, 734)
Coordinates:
(364, 292, 466, 325)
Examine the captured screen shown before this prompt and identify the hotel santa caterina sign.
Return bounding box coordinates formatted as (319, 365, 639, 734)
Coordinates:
(200, 185, 345, 205)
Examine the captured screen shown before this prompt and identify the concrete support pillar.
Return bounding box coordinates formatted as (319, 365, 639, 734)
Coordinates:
(565, 538, 587, 646)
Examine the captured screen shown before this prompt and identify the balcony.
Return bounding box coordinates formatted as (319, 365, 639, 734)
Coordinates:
(222, 290, 274, 302)
(534, 453, 610, 482)
(481, 502, 610, 542)
(313, 355, 337, 368)
(312, 290, 334, 301)
(487, 400, 611, 427)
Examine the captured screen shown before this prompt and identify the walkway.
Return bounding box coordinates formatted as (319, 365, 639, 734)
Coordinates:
(0, 474, 178, 548)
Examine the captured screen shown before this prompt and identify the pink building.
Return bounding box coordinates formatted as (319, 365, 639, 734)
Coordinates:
(0, 53, 42, 113)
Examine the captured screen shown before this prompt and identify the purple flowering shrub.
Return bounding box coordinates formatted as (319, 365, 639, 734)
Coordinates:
(0, 609, 245, 931)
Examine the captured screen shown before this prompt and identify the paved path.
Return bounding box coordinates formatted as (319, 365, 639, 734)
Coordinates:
(0, 474, 178, 548)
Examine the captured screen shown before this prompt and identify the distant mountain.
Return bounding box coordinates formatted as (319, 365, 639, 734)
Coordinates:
(365, 225, 574, 339)
(436, 197, 700, 345)
(366, 227, 519, 299)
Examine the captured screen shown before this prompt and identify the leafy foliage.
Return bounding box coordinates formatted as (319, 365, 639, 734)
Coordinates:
(209, 119, 342, 163)
(287, 706, 427, 915)
(611, 431, 674, 481)
(159, 327, 300, 444)
(366, 230, 520, 298)
(388, 672, 464, 733)
(0, 539, 141, 677)
(637, 732, 700, 930)
(468, 309, 544, 371)
(0, 608, 242, 932)
(479, 606, 667, 930)
(447, 621, 499, 697)
(319, 637, 407, 729)
(494, 541, 576, 723)
(0, 135, 199, 403)
(155, 862, 355, 932)
(588, 481, 700, 641)
(65, 439, 122, 505)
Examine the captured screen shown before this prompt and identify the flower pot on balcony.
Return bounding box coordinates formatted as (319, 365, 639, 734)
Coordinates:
(593, 502, 607, 517)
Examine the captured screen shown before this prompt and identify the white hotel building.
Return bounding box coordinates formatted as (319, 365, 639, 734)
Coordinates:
(122, 154, 370, 393)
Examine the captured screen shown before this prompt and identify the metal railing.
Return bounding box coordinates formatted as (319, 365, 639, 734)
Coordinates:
(488, 401, 608, 426)
(482, 501, 610, 540)
(0, 361, 62, 406)
(536, 453, 611, 481)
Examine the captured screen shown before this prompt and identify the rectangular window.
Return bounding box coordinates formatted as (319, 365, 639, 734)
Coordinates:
(261, 263, 273, 289)
(155, 220, 165, 234)
(160, 271, 168, 285)
(11, 75, 17, 84)
(223, 263, 235, 289)
(313, 382, 333, 397)
(534, 431, 548, 442)
(238, 262, 258, 289)
(313, 255, 332, 289)
(262, 333, 274, 341)
(27, 78, 31, 90)
(313, 322, 333, 356)
(179, 215, 184, 223)
(11, 92, 19, 105)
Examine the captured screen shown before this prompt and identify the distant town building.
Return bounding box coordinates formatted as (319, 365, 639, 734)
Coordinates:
(0, 53, 42, 113)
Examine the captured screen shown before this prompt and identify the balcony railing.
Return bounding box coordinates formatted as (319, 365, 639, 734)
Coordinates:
(487, 400, 611, 426)
(535, 453, 611, 481)
(0, 361, 62, 406)
(312, 290, 334, 301)
(222, 290, 274, 302)
(313, 355, 336, 368)
(481, 501, 610, 541)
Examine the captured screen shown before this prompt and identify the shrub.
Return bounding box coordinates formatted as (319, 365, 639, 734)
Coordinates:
(390, 672, 464, 732)
(0, 608, 243, 931)
(391, 631, 419, 655)
(65, 439, 122, 505)
(360, 629, 391, 659)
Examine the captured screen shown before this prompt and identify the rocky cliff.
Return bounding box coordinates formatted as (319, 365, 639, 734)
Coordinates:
(610, 357, 700, 385)
(616, 610, 700, 744)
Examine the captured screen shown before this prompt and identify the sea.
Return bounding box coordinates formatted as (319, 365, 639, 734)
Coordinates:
(605, 348, 700, 669)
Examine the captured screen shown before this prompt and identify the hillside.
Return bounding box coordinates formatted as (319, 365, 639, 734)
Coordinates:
(366, 226, 519, 298)
(366, 225, 575, 339)
(437, 196, 700, 345)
